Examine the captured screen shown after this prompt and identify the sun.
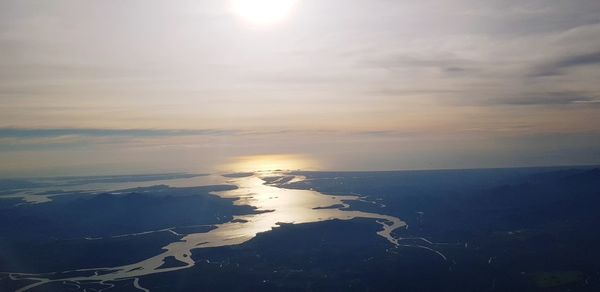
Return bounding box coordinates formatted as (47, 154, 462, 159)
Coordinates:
(231, 0, 299, 25)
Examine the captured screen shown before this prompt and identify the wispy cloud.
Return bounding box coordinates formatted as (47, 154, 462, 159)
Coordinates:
(487, 92, 600, 106)
(0, 128, 239, 138)
(532, 51, 600, 76)
(362, 53, 481, 76)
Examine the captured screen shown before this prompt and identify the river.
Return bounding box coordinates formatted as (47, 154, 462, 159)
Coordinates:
(9, 172, 407, 292)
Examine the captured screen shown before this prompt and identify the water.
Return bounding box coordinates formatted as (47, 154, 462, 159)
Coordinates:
(7, 172, 407, 292)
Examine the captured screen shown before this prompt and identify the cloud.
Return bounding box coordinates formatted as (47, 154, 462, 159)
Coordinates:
(362, 53, 481, 76)
(485, 92, 600, 106)
(0, 127, 245, 151)
(532, 51, 600, 76)
(0, 128, 239, 138)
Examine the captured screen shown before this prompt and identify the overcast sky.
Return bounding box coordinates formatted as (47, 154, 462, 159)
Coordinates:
(1, 0, 599, 176)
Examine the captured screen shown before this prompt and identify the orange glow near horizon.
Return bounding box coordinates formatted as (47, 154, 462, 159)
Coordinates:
(221, 154, 319, 173)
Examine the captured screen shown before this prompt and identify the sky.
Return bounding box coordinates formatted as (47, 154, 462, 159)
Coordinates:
(1, 0, 599, 176)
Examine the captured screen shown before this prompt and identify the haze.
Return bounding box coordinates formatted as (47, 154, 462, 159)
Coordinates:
(1, 0, 599, 176)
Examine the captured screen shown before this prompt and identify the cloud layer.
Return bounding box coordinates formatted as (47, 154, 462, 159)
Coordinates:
(1, 0, 599, 175)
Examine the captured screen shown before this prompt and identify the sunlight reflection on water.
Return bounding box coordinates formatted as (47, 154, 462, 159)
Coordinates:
(8, 162, 408, 292)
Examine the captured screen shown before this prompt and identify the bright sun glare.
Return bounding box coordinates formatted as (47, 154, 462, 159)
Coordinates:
(231, 0, 299, 25)
(222, 154, 318, 173)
